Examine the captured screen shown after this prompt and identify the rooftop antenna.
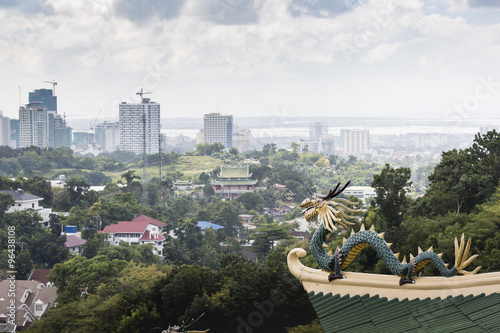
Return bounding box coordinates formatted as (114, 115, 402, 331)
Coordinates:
(18, 86, 21, 106)
(159, 133, 162, 183)
(143, 113, 148, 185)
(43, 80, 57, 95)
(136, 89, 152, 185)
(136, 88, 152, 103)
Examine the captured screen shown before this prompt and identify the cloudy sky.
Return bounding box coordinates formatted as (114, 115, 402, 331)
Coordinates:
(1, 0, 500, 125)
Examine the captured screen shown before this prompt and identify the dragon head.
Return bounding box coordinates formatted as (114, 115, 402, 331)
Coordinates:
(300, 181, 364, 232)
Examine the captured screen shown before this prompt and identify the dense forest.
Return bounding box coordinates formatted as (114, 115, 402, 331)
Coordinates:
(0, 130, 499, 332)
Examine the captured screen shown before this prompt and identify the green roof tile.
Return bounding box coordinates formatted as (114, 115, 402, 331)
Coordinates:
(219, 165, 250, 178)
(308, 291, 500, 333)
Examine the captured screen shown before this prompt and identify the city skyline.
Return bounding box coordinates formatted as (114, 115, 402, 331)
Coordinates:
(1, 1, 500, 122)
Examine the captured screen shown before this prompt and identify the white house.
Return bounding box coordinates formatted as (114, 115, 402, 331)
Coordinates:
(343, 186, 376, 203)
(101, 221, 165, 256)
(0, 190, 52, 226)
(64, 235, 86, 255)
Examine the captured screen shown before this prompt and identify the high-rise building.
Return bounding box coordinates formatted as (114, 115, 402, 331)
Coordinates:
(320, 137, 335, 155)
(0, 111, 10, 147)
(29, 89, 57, 112)
(203, 113, 233, 148)
(72, 132, 94, 146)
(19, 89, 71, 148)
(119, 98, 160, 154)
(232, 128, 252, 152)
(10, 119, 19, 148)
(19, 103, 50, 148)
(95, 122, 120, 153)
(310, 121, 328, 141)
(49, 113, 71, 148)
(341, 129, 370, 155)
(298, 139, 319, 153)
(18, 103, 71, 149)
(196, 129, 204, 145)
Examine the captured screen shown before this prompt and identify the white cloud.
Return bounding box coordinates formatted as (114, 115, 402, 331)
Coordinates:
(0, 0, 500, 120)
(361, 42, 401, 63)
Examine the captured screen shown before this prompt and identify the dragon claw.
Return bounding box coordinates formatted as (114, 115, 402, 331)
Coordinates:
(399, 277, 415, 286)
(328, 273, 346, 282)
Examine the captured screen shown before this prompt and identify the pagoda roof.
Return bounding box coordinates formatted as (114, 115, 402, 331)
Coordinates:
(212, 179, 257, 186)
(288, 248, 500, 333)
(218, 165, 251, 178)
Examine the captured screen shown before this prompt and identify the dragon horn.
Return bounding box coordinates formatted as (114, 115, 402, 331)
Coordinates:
(330, 182, 341, 197)
(319, 183, 340, 200)
(334, 180, 351, 198)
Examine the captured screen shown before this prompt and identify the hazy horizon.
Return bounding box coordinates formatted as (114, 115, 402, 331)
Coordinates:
(67, 114, 500, 135)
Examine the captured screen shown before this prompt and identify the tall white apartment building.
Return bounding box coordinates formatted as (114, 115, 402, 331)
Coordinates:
(19, 103, 50, 148)
(203, 113, 233, 148)
(341, 129, 370, 155)
(0, 111, 10, 146)
(95, 122, 120, 153)
(119, 98, 160, 155)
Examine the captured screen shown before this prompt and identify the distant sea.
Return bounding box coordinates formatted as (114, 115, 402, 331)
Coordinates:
(68, 116, 499, 138)
(160, 116, 499, 138)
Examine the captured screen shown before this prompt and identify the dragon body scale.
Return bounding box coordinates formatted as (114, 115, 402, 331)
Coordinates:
(301, 182, 481, 285)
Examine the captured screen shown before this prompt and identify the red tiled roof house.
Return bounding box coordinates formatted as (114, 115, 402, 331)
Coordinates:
(101, 220, 165, 256)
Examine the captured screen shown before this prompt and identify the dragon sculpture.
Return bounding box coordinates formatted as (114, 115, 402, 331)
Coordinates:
(301, 181, 481, 286)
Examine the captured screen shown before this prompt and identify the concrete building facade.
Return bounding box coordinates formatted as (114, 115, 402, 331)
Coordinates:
(95, 122, 120, 153)
(232, 128, 252, 152)
(0, 111, 10, 147)
(19, 103, 50, 148)
(119, 98, 160, 154)
(203, 113, 233, 148)
(310, 121, 328, 141)
(28, 88, 57, 112)
(341, 129, 370, 156)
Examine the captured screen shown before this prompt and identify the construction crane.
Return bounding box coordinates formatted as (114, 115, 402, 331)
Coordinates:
(43, 80, 57, 95)
(136, 88, 152, 102)
(90, 109, 102, 132)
